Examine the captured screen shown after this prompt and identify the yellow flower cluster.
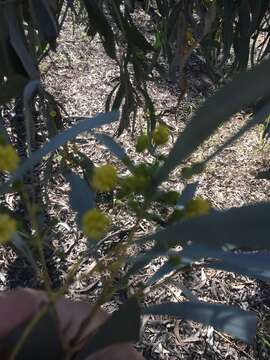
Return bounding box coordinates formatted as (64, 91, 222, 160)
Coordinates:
(185, 198, 211, 219)
(120, 163, 154, 196)
(92, 164, 117, 192)
(153, 124, 169, 146)
(82, 209, 110, 240)
(186, 29, 195, 46)
(203, 0, 215, 7)
(0, 145, 19, 172)
(135, 134, 149, 153)
(0, 214, 17, 244)
(49, 110, 57, 118)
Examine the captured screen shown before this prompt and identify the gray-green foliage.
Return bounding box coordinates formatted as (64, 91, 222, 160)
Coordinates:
(1, 0, 270, 133)
(1, 0, 270, 356)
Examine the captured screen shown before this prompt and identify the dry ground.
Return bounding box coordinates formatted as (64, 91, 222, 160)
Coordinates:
(1, 11, 270, 360)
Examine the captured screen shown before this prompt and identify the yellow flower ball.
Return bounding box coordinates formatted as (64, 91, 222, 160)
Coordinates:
(92, 164, 117, 192)
(153, 124, 169, 146)
(0, 214, 17, 244)
(186, 29, 195, 46)
(203, 0, 214, 7)
(49, 110, 57, 118)
(135, 134, 149, 153)
(185, 198, 211, 219)
(0, 145, 20, 172)
(82, 209, 110, 240)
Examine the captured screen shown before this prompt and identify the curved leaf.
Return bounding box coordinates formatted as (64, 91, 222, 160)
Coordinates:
(177, 182, 198, 207)
(93, 133, 134, 170)
(144, 301, 256, 343)
(0, 112, 119, 194)
(153, 59, 270, 187)
(0, 75, 29, 106)
(5, 3, 39, 79)
(11, 233, 37, 271)
(31, 0, 58, 48)
(65, 171, 95, 226)
(141, 203, 270, 251)
(83, 0, 116, 59)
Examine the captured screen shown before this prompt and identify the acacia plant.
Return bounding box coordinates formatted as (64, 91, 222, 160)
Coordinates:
(0, 0, 270, 358)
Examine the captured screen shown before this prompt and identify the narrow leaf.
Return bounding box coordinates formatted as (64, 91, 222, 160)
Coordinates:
(5, 3, 39, 79)
(0, 75, 29, 106)
(0, 112, 119, 194)
(93, 133, 133, 170)
(177, 182, 198, 207)
(83, 0, 116, 59)
(153, 59, 270, 187)
(141, 203, 270, 251)
(31, 0, 58, 47)
(65, 171, 95, 226)
(11, 233, 37, 271)
(144, 301, 256, 343)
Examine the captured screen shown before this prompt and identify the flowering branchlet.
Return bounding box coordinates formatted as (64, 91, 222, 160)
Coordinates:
(153, 124, 169, 146)
(185, 198, 211, 218)
(82, 209, 110, 240)
(135, 134, 149, 153)
(92, 164, 117, 192)
(0, 214, 17, 244)
(0, 145, 19, 172)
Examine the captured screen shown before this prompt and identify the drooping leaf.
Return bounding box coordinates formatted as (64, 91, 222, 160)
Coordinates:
(110, 2, 153, 52)
(153, 59, 270, 187)
(93, 133, 133, 170)
(105, 82, 120, 112)
(197, 247, 270, 281)
(250, 0, 262, 32)
(140, 203, 270, 251)
(65, 171, 95, 226)
(146, 243, 270, 287)
(205, 100, 270, 163)
(146, 261, 176, 287)
(177, 182, 199, 207)
(23, 80, 40, 154)
(0, 12, 14, 76)
(0, 75, 29, 106)
(237, 0, 251, 69)
(31, 0, 58, 48)
(144, 301, 256, 343)
(11, 233, 37, 271)
(83, 0, 116, 59)
(112, 82, 125, 111)
(0, 112, 119, 194)
(4, 3, 39, 79)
